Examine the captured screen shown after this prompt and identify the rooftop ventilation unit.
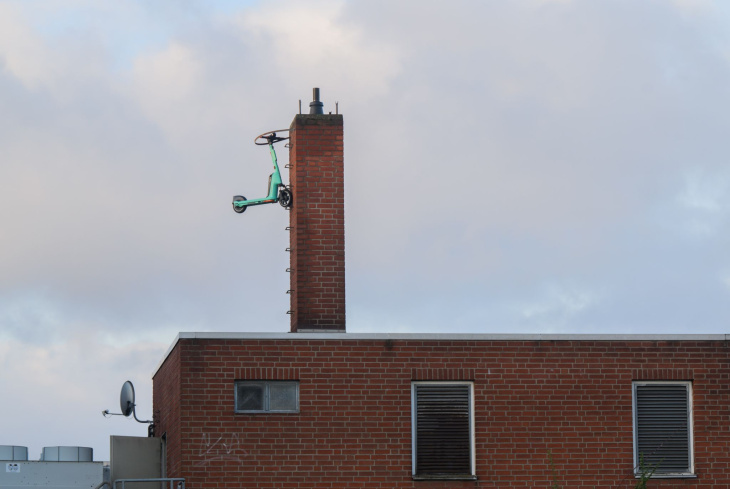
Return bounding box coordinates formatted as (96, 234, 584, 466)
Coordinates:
(41, 446, 93, 462)
(0, 445, 28, 461)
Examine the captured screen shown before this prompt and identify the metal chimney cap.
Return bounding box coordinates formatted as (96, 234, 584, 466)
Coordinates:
(309, 87, 324, 114)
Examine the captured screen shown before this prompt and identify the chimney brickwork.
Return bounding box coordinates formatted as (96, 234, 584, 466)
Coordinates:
(288, 113, 345, 332)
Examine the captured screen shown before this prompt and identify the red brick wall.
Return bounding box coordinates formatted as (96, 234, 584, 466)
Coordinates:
(152, 342, 182, 478)
(288, 114, 345, 332)
(152, 337, 730, 488)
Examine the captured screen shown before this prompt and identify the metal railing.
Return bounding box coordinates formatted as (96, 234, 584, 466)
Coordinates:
(113, 479, 185, 489)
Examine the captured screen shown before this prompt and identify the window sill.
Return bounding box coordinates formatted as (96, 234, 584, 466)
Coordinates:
(637, 473, 697, 479)
(233, 411, 299, 414)
(412, 475, 478, 481)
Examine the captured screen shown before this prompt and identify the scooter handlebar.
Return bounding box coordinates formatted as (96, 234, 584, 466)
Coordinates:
(254, 129, 290, 145)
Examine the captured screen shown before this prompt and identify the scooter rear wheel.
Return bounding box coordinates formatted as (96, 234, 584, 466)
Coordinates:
(232, 195, 247, 214)
(279, 188, 293, 209)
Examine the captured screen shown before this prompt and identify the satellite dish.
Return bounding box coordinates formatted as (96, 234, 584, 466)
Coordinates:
(102, 380, 152, 427)
(120, 381, 135, 417)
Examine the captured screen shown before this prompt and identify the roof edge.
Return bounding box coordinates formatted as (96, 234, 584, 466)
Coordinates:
(153, 332, 181, 379)
(152, 332, 730, 377)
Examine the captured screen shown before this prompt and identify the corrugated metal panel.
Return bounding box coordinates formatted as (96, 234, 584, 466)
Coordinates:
(415, 384, 471, 475)
(41, 447, 93, 462)
(0, 461, 103, 488)
(0, 447, 28, 461)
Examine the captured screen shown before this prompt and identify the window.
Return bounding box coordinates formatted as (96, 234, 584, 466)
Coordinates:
(411, 382, 475, 480)
(632, 381, 693, 477)
(235, 381, 299, 413)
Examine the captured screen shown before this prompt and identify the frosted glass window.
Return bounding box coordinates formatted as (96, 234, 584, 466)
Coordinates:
(235, 381, 299, 413)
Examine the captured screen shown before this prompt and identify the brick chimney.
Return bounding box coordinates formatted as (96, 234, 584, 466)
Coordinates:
(288, 89, 345, 332)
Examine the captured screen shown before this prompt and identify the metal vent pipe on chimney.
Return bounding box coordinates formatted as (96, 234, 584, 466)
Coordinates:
(309, 88, 324, 114)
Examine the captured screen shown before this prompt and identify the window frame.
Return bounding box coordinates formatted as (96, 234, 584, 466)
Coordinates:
(411, 381, 476, 480)
(234, 380, 299, 414)
(632, 381, 694, 478)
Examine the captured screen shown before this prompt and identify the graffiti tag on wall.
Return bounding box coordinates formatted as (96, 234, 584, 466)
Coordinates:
(199, 432, 249, 465)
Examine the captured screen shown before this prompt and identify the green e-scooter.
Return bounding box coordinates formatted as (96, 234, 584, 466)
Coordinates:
(232, 130, 292, 214)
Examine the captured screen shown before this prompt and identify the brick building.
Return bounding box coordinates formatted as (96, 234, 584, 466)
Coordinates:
(153, 333, 730, 488)
(152, 93, 730, 488)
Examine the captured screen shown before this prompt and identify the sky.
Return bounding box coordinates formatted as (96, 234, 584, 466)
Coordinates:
(0, 0, 729, 462)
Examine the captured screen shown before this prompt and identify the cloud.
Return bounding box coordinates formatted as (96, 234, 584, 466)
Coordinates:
(723, 272, 730, 292)
(1, 1, 728, 329)
(0, 328, 164, 461)
(679, 168, 730, 213)
(0, 3, 50, 89)
(675, 169, 730, 238)
(519, 284, 601, 326)
(237, 0, 401, 97)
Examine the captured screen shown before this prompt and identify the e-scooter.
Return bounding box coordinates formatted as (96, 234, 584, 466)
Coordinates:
(232, 130, 292, 214)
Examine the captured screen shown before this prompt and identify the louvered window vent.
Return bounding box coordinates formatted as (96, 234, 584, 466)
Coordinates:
(412, 382, 476, 480)
(633, 382, 693, 477)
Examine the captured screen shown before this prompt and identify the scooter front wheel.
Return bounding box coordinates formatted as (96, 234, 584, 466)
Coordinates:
(232, 195, 248, 214)
(279, 188, 293, 209)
